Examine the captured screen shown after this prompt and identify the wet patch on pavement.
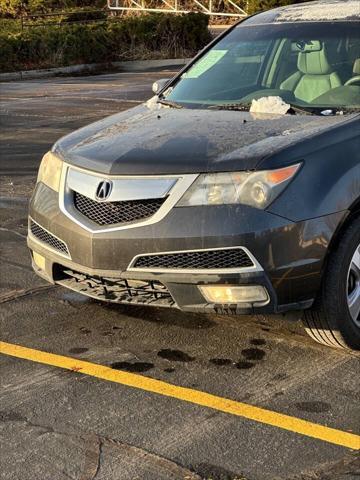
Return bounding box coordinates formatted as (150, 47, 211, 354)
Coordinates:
(106, 303, 217, 330)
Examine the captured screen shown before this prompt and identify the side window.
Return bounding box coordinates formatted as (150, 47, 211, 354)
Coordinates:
(327, 36, 360, 83)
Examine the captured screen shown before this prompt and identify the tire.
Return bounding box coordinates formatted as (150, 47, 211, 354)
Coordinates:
(303, 215, 360, 350)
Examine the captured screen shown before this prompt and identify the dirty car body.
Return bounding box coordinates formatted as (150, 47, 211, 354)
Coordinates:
(28, 0, 360, 349)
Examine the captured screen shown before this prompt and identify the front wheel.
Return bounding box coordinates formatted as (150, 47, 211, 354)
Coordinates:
(303, 216, 360, 350)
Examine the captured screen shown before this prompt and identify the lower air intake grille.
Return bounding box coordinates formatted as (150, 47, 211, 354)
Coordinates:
(73, 191, 166, 226)
(56, 267, 175, 308)
(30, 221, 69, 256)
(132, 248, 254, 270)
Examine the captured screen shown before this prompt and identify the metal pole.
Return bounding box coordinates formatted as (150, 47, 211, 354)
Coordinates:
(21, 0, 24, 31)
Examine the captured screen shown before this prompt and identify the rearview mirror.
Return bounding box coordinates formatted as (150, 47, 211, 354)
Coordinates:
(152, 78, 170, 94)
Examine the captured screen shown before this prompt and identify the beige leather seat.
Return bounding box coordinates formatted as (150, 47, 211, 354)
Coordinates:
(280, 44, 342, 103)
(352, 58, 360, 76)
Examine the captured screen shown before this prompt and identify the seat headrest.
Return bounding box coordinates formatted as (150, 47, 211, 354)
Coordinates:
(297, 47, 332, 75)
(353, 58, 360, 75)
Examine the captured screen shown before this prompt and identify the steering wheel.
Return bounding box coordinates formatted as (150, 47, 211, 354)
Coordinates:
(345, 76, 360, 86)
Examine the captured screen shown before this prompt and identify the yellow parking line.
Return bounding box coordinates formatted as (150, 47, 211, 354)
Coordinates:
(1, 340, 359, 450)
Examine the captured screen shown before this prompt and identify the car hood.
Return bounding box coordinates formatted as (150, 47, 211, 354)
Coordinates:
(54, 102, 353, 175)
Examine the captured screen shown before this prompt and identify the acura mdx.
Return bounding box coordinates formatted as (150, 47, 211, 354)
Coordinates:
(28, 0, 360, 350)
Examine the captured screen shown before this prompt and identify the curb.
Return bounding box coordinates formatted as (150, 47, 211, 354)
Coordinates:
(0, 58, 191, 82)
(114, 58, 191, 71)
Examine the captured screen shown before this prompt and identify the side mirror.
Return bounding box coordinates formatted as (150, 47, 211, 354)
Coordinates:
(152, 78, 170, 95)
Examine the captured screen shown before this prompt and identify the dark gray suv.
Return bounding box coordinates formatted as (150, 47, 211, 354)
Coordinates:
(28, 0, 360, 350)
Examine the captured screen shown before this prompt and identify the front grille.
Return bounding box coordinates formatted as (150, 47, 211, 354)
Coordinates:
(73, 191, 166, 226)
(30, 221, 69, 256)
(132, 248, 254, 270)
(55, 267, 175, 308)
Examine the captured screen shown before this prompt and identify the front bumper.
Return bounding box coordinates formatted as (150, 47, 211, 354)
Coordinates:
(28, 245, 279, 314)
(28, 181, 346, 314)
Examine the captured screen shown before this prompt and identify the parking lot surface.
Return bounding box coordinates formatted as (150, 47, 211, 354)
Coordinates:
(1, 71, 359, 480)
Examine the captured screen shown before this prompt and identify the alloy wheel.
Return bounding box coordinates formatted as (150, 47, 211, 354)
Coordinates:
(347, 244, 360, 327)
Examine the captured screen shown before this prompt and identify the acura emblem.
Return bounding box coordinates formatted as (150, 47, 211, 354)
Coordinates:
(95, 180, 112, 201)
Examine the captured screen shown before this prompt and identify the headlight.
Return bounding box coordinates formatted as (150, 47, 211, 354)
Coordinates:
(37, 151, 63, 192)
(177, 163, 301, 209)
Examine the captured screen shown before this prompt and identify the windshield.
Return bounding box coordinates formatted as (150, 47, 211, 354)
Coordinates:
(165, 22, 360, 113)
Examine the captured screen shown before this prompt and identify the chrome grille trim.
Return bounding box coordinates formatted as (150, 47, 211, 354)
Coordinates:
(128, 246, 263, 274)
(67, 168, 177, 202)
(29, 218, 71, 258)
(59, 164, 198, 233)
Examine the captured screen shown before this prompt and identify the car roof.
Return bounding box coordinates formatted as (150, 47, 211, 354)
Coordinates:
(244, 0, 360, 25)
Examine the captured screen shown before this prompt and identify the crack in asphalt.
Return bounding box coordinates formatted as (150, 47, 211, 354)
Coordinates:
(80, 434, 102, 480)
(0, 412, 202, 480)
(96, 435, 202, 480)
(0, 284, 56, 304)
(0, 414, 102, 480)
(289, 451, 360, 480)
(0, 227, 27, 239)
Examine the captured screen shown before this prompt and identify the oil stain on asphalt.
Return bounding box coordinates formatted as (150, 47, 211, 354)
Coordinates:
(235, 360, 255, 370)
(241, 348, 266, 361)
(68, 347, 89, 355)
(250, 338, 267, 346)
(157, 349, 195, 362)
(107, 342, 267, 376)
(111, 361, 154, 373)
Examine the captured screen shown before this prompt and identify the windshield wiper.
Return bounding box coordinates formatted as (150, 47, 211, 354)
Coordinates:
(157, 98, 183, 109)
(288, 105, 359, 116)
(209, 102, 251, 111)
(210, 102, 316, 115)
(287, 104, 317, 115)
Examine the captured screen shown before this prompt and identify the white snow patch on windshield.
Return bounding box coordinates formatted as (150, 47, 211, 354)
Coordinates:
(250, 96, 290, 115)
(276, 1, 359, 22)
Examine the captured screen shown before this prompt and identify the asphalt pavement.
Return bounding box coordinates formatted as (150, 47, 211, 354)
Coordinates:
(0, 71, 359, 480)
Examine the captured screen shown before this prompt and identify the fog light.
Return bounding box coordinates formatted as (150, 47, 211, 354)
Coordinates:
(199, 285, 269, 305)
(33, 252, 46, 270)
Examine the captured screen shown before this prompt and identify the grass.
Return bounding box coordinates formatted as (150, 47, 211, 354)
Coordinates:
(0, 13, 211, 72)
